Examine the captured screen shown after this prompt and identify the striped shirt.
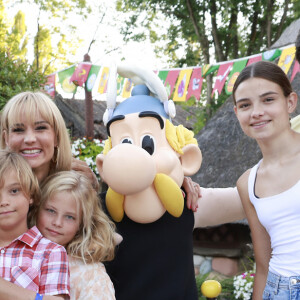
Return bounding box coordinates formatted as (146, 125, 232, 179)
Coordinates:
(0, 226, 70, 297)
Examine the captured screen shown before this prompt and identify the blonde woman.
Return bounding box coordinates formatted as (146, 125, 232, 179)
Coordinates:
(1, 91, 98, 189)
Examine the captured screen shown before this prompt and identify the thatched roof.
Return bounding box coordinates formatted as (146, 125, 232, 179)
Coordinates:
(271, 18, 300, 49)
(55, 94, 198, 140)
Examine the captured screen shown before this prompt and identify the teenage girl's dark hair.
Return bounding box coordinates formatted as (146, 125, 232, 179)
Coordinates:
(232, 61, 293, 104)
(296, 30, 300, 64)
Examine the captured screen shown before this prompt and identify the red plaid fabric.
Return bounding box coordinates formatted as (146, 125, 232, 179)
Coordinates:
(0, 226, 70, 297)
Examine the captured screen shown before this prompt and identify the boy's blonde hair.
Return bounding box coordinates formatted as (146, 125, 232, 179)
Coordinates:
(0, 91, 72, 176)
(39, 171, 116, 263)
(0, 150, 40, 227)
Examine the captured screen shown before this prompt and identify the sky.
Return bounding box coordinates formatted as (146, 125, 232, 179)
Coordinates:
(6, 0, 166, 70)
(5, 0, 169, 99)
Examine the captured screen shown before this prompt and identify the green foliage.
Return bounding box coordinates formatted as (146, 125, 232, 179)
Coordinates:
(71, 138, 105, 180)
(116, 0, 299, 129)
(117, 0, 298, 65)
(6, 10, 28, 60)
(6, 0, 90, 74)
(176, 97, 208, 134)
(32, 26, 53, 74)
(0, 51, 45, 110)
(0, 0, 9, 50)
(218, 277, 236, 300)
(17, 0, 91, 18)
(210, 92, 230, 113)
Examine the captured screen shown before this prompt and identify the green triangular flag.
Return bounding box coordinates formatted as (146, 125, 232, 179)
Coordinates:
(86, 65, 101, 92)
(262, 49, 282, 61)
(58, 66, 77, 93)
(225, 59, 248, 95)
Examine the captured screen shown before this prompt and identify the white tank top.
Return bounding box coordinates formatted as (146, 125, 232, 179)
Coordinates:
(248, 160, 300, 276)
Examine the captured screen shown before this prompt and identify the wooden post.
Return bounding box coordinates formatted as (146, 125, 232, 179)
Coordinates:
(84, 53, 94, 140)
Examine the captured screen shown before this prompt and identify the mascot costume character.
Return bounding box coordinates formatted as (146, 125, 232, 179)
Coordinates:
(97, 63, 203, 300)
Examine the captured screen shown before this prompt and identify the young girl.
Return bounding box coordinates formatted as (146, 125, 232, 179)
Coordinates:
(0, 150, 70, 300)
(36, 171, 117, 300)
(233, 60, 300, 299)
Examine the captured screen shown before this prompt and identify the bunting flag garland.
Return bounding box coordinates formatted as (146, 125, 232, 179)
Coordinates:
(211, 62, 233, 97)
(158, 70, 169, 82)
(157, 70, 169, 94)
(186, 67, 203, 101)
(278, 46, 296, 74)
(290, 60, 300, 82)
(246, 54, 262, 66)
(202, 64, 211, 76)
(203, 64, 219, 77)
(58, 66, 77, 93)
(173, 69, 193, 101)
(49, 44, 297, 102)
(225, 59, 248, 95)
(86, 65, 101, 92)
(121, 78, 133, 98)
(262, 49, 282, 61)
(44, 73, 56, 97)
(70, 62, 92, 87)
(117, 75, 125, 95)
(164, 70, 180, 98)
(98, 67, 110, 94)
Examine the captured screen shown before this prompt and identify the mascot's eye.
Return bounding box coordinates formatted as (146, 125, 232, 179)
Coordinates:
(121, 138, 133, 144)
(141, 135, 155, 155)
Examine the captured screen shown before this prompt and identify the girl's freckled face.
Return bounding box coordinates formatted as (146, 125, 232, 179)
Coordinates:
(37, 191, 81, 247)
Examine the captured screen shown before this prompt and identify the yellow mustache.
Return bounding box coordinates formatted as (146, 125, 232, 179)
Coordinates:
(106, 173, 184, 222)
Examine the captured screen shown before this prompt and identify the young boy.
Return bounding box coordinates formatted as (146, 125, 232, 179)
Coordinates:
(0, 150, 70, 300)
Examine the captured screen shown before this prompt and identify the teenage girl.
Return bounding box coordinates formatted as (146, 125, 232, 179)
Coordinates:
(233, 60, 300, 300)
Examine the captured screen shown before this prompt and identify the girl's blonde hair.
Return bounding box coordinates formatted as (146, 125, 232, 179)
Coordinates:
(0, 91, 72, 176)
(39, 171, 116, 263)
(0, 150, 40, 227)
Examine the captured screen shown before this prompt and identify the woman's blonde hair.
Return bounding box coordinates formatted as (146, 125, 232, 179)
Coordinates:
(0, 91, 72, 176)
(39, 171, 116, 263)
(0, 150, 40, 227)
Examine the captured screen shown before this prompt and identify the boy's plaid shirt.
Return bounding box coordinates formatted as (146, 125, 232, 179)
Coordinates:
(0, 226, 70, 297)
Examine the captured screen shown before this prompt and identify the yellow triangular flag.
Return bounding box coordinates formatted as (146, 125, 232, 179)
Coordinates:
(173, 69, 193, 101)
(98, 67, 110, 94)
(277, 46, 296, 74)
(121, 78, 133, 99)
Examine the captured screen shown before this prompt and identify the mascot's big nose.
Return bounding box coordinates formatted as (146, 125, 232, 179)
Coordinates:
(102, 143, 156, 195)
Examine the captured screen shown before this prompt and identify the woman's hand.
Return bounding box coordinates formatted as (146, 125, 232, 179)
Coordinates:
(182, 177, 201, 212)
(71, 157, 99, 192)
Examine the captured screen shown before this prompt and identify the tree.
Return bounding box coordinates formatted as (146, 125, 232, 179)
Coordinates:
(116, 0, 299, 117)
(6, 10, 28, 60)
(0, 50, 45, 110)
(0, 0, 8, 50)
(32, 25, 53, 74)
(0, 1, 45, 109)
(7, 0, 91, 74)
